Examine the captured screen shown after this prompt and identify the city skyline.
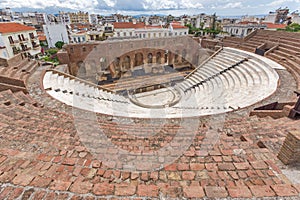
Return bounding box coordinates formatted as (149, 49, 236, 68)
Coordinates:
(0, 0, 299, 16)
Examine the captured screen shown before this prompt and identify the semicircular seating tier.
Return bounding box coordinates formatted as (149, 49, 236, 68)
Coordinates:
(42, 47, 282, 118)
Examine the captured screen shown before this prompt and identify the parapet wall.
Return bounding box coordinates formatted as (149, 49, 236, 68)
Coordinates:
(278, 131, 300, 165)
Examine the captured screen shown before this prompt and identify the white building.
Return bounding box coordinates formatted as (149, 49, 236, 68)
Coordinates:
(70, 31, 88, 43)
(223, 22, 267, 38)
(0, 22, 41, 59)
(113, 22, 188, 39)
(291, 12, 300, 24)
(43, 23, 69, 48)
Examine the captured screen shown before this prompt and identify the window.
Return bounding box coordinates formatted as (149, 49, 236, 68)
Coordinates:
(21, 34, 25, 41)
(18, 35, 22, 41)
(8, 36, 14, 44)
(29, 33, 34, 39)
(83, 47, 86, 52)
(70, 47, 74, 53)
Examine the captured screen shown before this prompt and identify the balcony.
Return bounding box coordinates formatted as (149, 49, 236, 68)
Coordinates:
(21, 47, 32, 51)
(10, 40, 20, 45)
(13, 50, 20, 55)
(33, 44, 40, 49)
(20, 38, 29, 43)
(30, 36, 39, 41)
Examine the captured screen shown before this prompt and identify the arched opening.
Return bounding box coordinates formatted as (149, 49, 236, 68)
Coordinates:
(123, 56, 131, 71)
(156, 52, 162, 64)
(147, 53, 153, 64)
(114, 57, 121, 72)
(165, 50, 168, 64)
(134, 53, 144, 67)
(174, 50, 180, 64)
(99, 57, 106, 71)
(182, 49, 187, 62)
(77, 61, 86, 78)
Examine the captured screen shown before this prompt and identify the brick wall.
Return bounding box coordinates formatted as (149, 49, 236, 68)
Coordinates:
(278, 131, 300, 165)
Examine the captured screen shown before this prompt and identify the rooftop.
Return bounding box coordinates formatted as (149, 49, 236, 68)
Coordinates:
(0, 22, 35, 33)
(113, 22, 145, 29)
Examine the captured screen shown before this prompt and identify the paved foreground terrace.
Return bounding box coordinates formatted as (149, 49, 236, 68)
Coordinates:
(0, 31, 300, 199)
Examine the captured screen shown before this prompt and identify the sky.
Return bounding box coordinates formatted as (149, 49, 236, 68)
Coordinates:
(0, 0, 299, 16)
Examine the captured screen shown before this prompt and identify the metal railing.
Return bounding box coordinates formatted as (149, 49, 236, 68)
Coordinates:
(184, 47, 223, 80)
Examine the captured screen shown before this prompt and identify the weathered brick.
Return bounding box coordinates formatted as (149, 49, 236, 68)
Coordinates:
(93, 182, 114, 195)
(22, 188, 35, 199)
(32, 190, 47, 200)
(30, 176, 52, 188)
(218, 163, 235, 171)
(205, 186, 228, 198)
(182, 171, 195, 180)
(168, 172, 181, 180)
(177, 163, 189, 171)
(62, 158, 78, 166)
(250, 161, 268, 170)
(164, 163, 177, 171)
(50, 180, 72, 191)
(0, 186, 13, 200)
(137, 184, 159, 197)
(227, 186, 252, 198)
(12, 174, 35, 186)
(190, 163, 205, 171)
(92, 160, 101, 168)
(69, 180, 93, 194)
(183, 185, 205, 198)
(115, 183, 136, 196)
(249, 185, 276, 197)
(7, 187, 23, 200)
(233, 162, 250, 170)
(271, 184, 299, 196)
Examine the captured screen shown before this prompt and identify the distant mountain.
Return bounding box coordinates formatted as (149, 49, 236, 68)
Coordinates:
(218, 14, 266, 19)
(12, 7, 77, 14)
(133, 14, 167, 18)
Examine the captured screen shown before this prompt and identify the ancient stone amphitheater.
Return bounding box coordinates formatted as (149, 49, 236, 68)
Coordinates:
(0, 30, 299, 199)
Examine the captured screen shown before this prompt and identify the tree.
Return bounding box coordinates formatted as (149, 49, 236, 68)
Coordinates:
(278, 23, 300, 32)
(55, 41, 65, 49)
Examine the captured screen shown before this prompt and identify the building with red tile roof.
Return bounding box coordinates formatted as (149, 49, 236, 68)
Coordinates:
(0, 22, 40, 59)
(0, 22, 35, 34)
(262, 22, 287, 30)
(113, 22, 188, 39)
(113, 22, 145, 29)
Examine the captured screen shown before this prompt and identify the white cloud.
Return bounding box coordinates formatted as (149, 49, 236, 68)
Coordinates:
(103, 0, 116, 7)
(0, 0, 98, 10)
(142, 0, 178, 10)
(268, 0, 300, 6)
(180, 0, 204, 9)
(223, 2, 243, 9)
(0, 0, 299, 16)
